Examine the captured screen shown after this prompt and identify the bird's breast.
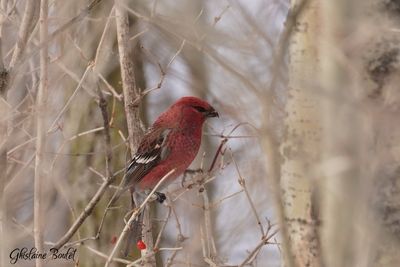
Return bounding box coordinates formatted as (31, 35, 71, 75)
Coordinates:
(167, 129, 202, 164)
(135, 127, 203, 191)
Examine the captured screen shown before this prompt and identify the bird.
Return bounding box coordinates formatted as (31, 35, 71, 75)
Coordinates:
(124, 96, 219, 193)
(106, 96, 219, 255)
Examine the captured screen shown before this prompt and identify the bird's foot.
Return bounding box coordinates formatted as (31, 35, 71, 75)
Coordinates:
(154, 192, 166, 203)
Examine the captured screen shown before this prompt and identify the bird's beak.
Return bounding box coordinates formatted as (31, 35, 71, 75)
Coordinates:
(206, 108, 219, 118)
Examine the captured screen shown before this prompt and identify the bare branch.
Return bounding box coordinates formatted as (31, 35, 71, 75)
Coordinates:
(52, 83, 117, 250)
(34, 1, 49, 266)
(231, 152, 265, 237)
(115, 1, 143, 150)
(104, 169, 175, 267)
(47, 64, 92, 133)
(96, 86, 113, 178)
(9, 1, 39, 69)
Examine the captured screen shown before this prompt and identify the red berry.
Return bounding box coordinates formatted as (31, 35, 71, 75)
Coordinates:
(110, 235, 117, 244)
(136, 240, 146, 250)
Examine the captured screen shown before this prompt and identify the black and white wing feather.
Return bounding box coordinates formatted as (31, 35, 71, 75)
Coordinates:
(123, 128, 171, 188)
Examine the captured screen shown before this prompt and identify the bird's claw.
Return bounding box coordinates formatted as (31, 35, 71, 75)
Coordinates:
(154, 192, 166, 203)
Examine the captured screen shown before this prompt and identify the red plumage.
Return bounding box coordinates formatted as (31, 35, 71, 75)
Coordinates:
(124, 96, 219, 191)
(118, 96, 218, 255)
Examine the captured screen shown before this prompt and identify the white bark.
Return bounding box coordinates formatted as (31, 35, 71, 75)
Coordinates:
(281, 1, 321, 266)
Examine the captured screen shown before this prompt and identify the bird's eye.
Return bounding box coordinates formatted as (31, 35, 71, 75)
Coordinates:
(193, 106, 207, 113)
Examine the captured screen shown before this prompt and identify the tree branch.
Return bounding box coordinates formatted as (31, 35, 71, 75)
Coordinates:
(105, 169, 175, 267)
(9, 0, 39, 69)
(34, 1, 49, 266)
(115, 0, 152, 263)
(115, 1, 144, 150)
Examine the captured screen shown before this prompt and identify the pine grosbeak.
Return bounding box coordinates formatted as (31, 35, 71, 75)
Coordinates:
(124, 96, 218, 192)
(110, 96, 218, 254)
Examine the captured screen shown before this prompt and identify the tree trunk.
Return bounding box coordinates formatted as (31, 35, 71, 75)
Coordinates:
(281, 1, 322, 266)
(320, 0, 400, 266)
(115, 0, 152, 264)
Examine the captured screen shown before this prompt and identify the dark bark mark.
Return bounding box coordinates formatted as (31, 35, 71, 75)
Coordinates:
(381, 0, 400, 17)
(366, 41, 399, 98)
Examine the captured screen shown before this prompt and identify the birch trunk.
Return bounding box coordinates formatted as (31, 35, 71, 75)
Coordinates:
(281, 1, 321, 266)
(366, 1, 400, 264)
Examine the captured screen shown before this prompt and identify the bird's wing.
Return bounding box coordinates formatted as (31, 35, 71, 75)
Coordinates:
(124, 127, 172, 188)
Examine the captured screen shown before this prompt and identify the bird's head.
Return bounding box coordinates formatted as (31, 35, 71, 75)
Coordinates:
(174, 96, 219, 120)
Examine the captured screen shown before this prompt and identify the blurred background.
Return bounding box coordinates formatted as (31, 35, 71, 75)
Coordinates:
(2, 0, 400, 267)
(0, 0, 285, 266)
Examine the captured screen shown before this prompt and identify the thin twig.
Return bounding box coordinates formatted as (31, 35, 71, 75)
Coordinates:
(97, 72, 122, 100)
(68, 127, 105, 141)
(238, 229, 279, 267)
(9, 1, 38, 69)
(165, 202, 186, 267)
(33, 1, 48, 266)
(47, 64, 93, 133)
(208, 189, 244, 208)
(231, 152, 265, 237)
(208, 138, 227, 172)
(154, 206, 172, 249)
(104, 169, 175, 267)
(52, 169, 117, 249)
(19, 0, 104, 69)
(97, 86, 113, 178)
(7, 137, 36, 155)
(201, 185, 218, 258)
(85, 245, 131, 265)
(55, 60, 96, 97)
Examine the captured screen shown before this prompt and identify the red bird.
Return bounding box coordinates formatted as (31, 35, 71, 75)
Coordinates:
(124, 96, 219, 192)
(110, 96, 218, 255)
